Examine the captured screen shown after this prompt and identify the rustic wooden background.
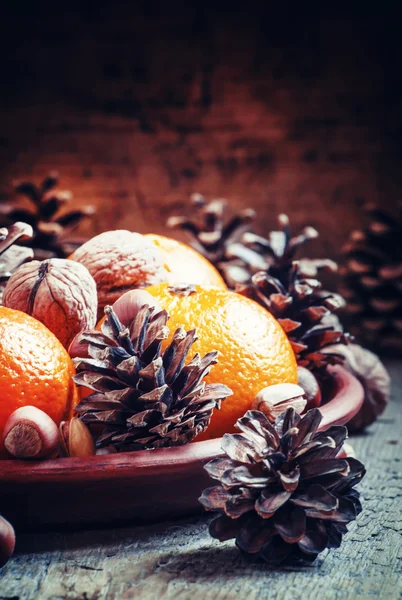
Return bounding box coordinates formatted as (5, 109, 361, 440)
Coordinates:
(0, 3, 401, 262)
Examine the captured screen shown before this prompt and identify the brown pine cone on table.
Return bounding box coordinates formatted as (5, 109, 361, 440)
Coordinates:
(200, 407, 365, 564)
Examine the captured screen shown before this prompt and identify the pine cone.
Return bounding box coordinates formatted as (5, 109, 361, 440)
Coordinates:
(168, 197, 336, 287)
(199, 408, 365, 564)
(238, 262, 349, 376)
(0, 172, 95, 259)
(340, 203, 402, 353)
(167, 193, 258, 285)
(240, 213, 337, 282)
(73, 304, 232, 451)
(0, 222, 33, 302)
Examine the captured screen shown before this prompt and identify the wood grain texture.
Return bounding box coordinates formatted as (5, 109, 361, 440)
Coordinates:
(0, 359, 401, 600)
(0, 4, 402, 263)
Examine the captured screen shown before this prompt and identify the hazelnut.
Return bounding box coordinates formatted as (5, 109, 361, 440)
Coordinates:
(297, 366, 322, 409)
(59, 417, 95, 457)
(0, 515, 15, 568)
(3, 406, 59, 460)
(112, 289, 162, 326)
(253, 383, 307, 422)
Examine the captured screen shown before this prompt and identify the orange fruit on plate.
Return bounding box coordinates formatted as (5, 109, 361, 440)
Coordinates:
(145, 234, 226, 290)
(145, 283, 297, 439)
(0, 307, 78, 456)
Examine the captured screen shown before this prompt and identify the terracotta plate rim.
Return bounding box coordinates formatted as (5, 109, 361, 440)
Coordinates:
(0, 364, 364, 482)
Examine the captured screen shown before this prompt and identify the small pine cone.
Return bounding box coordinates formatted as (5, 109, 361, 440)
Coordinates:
(0, 172, 95, 259)
(73, 304, 232, 451)
(200, 407, 365, 564)
(167, 193, 257, 286)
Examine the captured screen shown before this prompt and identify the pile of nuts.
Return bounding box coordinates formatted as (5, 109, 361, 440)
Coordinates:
(2, 406, 95, 461)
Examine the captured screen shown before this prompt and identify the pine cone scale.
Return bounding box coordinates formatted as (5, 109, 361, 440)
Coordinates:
(298, 521, 328, 554)
(210, 514, 243, 542)
(220, 465, 270, 490)
(236, 516, 276, 554)
(290, 484, 338, 512)
(221, 433, 264, 464)
(300, 458, 350, 481)
(305, 497, 357, 522)
(204, 457, 236, 480)
(74, 372, 128, 393)
(274, 504, 306, 543)
(255, 490, 291, 518)
(236, 410, 280, 450)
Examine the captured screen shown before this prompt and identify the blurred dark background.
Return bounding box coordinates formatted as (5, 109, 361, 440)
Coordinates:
(1, 2, 401, 260)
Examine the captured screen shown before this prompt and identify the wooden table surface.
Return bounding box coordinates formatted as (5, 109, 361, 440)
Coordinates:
(1, 360, 401, 600)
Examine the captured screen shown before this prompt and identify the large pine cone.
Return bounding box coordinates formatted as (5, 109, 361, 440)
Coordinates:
(74, 304, 232, 451)
(200, 407, 365, 564)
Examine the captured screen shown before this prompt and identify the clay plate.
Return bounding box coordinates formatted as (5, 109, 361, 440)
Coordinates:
(0, 365, 364, 531)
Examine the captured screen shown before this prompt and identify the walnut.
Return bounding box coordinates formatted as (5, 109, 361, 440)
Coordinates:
(3, 258, 98, 349)
(68, 230, 168, 315)
(324, 343, 391, 431)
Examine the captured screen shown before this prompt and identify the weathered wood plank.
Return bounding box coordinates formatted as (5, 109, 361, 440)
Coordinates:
(1, 360, 401, 600)
(0, 6, 401, 262)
